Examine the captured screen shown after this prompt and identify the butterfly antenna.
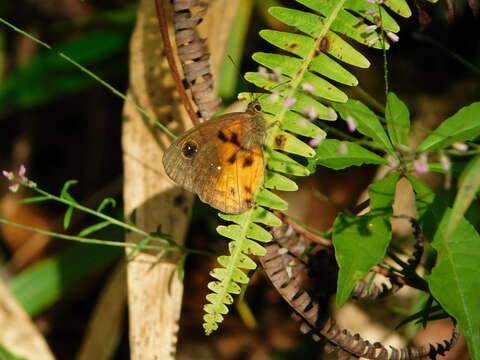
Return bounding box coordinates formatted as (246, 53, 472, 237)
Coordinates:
(227, 54, 259, 103)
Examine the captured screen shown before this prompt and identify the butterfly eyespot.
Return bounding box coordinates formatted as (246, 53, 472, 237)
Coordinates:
(182, 141, 198, 158)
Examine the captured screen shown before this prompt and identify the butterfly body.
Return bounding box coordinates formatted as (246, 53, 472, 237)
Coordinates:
(163, 103, 265, 214)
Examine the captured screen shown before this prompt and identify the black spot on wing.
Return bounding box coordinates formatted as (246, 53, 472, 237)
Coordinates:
(243, 156, 253, 168)
(230, 132, 240, 147)
(218, 130, 228, 142)
(228, 153, 237, 164)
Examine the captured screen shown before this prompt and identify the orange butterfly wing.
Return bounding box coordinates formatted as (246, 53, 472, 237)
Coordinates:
(163, 110, 265, 214)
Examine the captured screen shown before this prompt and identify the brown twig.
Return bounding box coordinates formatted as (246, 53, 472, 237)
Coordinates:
(275, 211, 332, 248)
(155, 0, 200, 126)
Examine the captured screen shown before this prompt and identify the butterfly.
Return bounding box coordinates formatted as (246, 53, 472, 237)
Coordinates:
(162, 102, 266, 214)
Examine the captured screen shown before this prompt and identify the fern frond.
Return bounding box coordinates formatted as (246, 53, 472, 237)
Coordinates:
(204, 0, 412, 334)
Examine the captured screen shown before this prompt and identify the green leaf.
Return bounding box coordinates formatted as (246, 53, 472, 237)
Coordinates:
(345, 0, 401, 31)
(333, 172, 399, 307)
(408, 176, 480, 360)
(333, 99, 395, 155)
(268, 6, 371, 66)
(263, 170, 298, 191)
(369, 171, 400, 211)
(260, 29, 312, 59)
(385, 92, 410, 147)
(301, 71, 348, 102)
(272, 130, 317, 157)
(281, 111, 329, 137)
(9, 244, 121, 316)
(255, 188, 288, 211)
(252, 207, 282, 226)
(294, 0, 388, 51)
(253, 52, 302, 78)
(77, 220, 111, 237)
(19, 195, 50, 204)
(292, 93, 336, 120)
(246, 223, 272, 242)
(309, 54, 358, 86)
(97, 197, 116, 213)
(446, 155, 480, 238)
(63, 206, 74, 230)
(416, 102, 480, 152)
(60, 179, 78, 203)
(217, 224, 243, 241)
(383, 0, 412, 17)
(266, 150, 310, 176)
(309, 139, 388, 171)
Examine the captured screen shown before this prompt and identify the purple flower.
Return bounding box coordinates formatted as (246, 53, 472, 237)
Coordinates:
(346, 116, 357, 133)
(337, 142, 348, 154)
(18, 164, 27, 182)
(302, 105, 317, 121)
(268, 91, 279, 103)
(298, 118, 309, 126)
(2, 170, 14, 181)
(389, 157, 400, 169)
(364, 25, 378, 33)
(269, 68, 281, 82)
(257, 66, 268, 78)
(327, 108, 337, 120)
(367, 9, 376, 15)
(8, 184, 19, 193)
(2, 164, 34, 192)
(368, 36, 379, 46)
(413, 153, 429, 174)
(309, 136, 323, 147)
(301, 82, 315, 92)
(440, 154, 451, 171)
(387, 32, 399, 42)
(283, 96, 296, 109)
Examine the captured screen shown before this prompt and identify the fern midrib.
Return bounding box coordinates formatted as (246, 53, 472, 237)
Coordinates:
(265, 0, 348, 149)
(211, 209, 254, 313)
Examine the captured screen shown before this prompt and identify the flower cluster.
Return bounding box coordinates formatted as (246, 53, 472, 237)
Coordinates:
(2, 165, 36, 192)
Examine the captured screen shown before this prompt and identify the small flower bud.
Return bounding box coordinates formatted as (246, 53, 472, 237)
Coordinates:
(302, 105, 317, 121)
(301, 82, 315, 92)
(368, 36, 379, 46)
(8, 184, 19, 193)
(337, 142, 348, 154)
(346, 116, 357, 133)
(414, 153, 429, 174)
(268, 91, 279, 103)
(283, 96, 296, 109)
(440, 154, 451, 171)
(309, 136, 322, 147)
(452, 142, 468, 152)
(387, 32, 399, 42)
(2, 170, 14, 181)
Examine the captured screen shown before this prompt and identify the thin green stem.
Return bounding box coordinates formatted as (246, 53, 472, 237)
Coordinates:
(353, 86, 385, 114)
(378, 3, 389, 100)
(0, 218, 162, 251)
(33, 187, 150, 238)
(0, 17, 176, 140)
